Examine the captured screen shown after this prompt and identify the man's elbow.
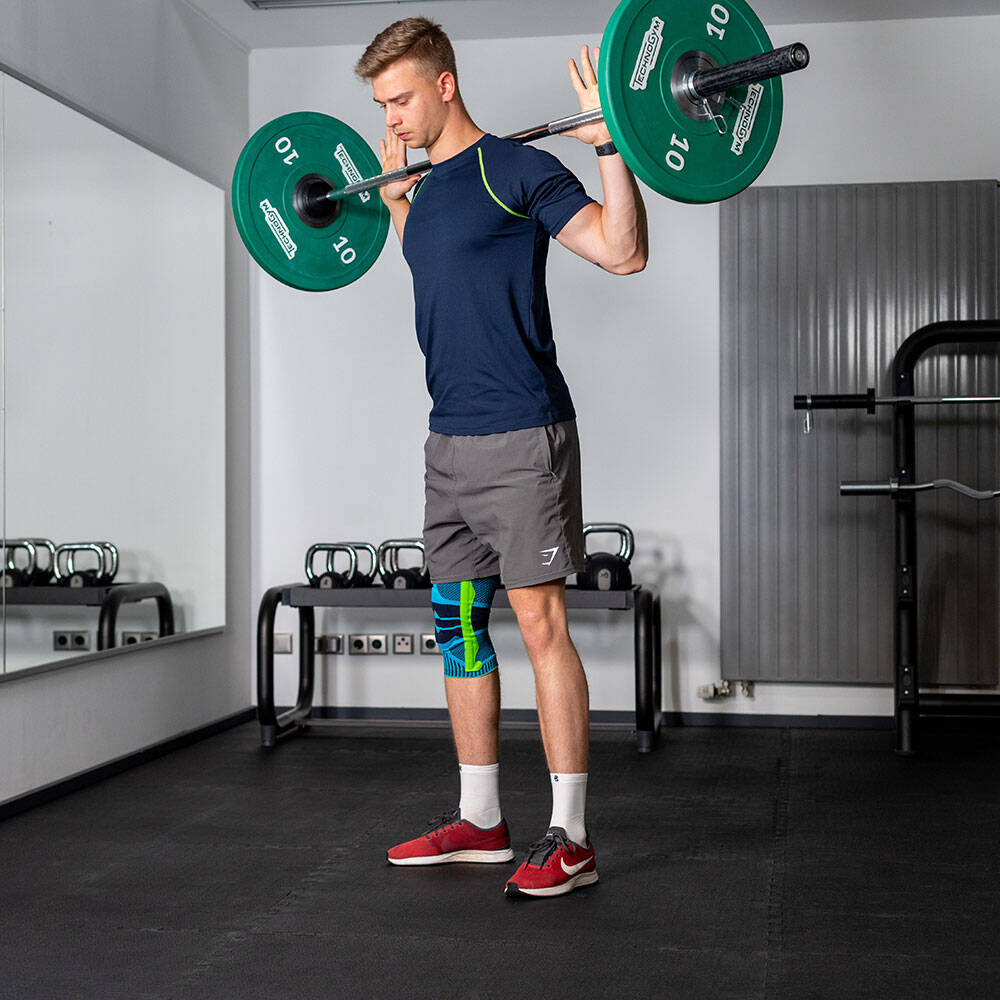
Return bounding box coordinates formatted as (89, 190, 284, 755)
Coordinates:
(605, 251, 648, 275)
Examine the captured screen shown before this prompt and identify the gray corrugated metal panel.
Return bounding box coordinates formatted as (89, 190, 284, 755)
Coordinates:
(721, 180, 999, 685)
(719, 197, 742, 679)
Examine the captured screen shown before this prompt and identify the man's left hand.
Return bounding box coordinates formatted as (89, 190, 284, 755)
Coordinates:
(564, 45, 613, 147)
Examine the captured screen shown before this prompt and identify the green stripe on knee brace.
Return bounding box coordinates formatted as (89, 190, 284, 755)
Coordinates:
(432, 577, 499, 678)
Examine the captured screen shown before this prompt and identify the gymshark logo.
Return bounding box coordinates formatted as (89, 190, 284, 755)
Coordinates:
(540, 546, 559, 567)
(561, 856, 590, 876)
(259, 199, 297, 260)
(629, 16, 664, 91)
(334, 143, 371, 203)
(730, 83, 764, 156)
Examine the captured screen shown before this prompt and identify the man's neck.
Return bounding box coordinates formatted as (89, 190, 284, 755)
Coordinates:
(425, 108, 486, 164)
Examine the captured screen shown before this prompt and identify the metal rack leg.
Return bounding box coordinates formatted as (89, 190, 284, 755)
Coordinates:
(652, 591, 663, 733)
(634, 587, 657, 753)
(256, 584, 314, 747)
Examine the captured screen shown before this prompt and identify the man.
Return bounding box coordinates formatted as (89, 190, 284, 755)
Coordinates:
(354, 18, 647, 898)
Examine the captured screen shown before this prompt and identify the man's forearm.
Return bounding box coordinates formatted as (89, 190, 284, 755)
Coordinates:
(595, 153, 648, 272)
(384, 195, 411, 244)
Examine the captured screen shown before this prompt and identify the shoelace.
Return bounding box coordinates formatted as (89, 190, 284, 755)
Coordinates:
(423, 808, 460, 836)
(525, 829, 571, 868)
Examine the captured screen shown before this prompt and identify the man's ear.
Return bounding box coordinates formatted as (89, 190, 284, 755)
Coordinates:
(438, 71, 457, 104)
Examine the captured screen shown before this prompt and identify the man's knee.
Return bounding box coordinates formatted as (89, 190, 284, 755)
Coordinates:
(432, 576, 501, 678)
(514, 603, 569, 656)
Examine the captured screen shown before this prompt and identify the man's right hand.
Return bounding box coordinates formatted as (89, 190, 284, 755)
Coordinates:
(379, 124, 421, 204)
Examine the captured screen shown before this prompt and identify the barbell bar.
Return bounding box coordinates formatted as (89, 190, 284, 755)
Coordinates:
(794, 390, 1000, 414)
(318, 41, 809, 206)
(233, 0, 811, 292)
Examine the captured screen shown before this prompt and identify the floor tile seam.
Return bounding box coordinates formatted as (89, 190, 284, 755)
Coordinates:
(762, 730, 791, 1000)
(769, 946, 1000, 962)
(209, 929, 773, 956)
(240, 799, 416, 925)
(135, 804, 410, 998)
(138, 928, 253, 1000)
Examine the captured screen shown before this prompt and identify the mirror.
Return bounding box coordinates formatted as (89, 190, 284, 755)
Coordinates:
(1, 70, 226, 673)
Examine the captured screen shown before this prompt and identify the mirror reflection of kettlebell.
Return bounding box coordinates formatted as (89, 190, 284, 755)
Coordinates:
(24, 539, 57, 585)
(576, 523, 634, 591)
(3, 540, 37, 587)
(54, 543, 108, 588)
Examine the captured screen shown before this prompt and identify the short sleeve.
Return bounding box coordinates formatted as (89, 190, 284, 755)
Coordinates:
(512, 144, 595, 237)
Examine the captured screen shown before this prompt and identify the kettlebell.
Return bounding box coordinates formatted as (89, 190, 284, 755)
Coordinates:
(576, 523, 635, 591)
(342, 542, 380, 588)
(305, 543, 358, 589)
(378, 538, 431, 589)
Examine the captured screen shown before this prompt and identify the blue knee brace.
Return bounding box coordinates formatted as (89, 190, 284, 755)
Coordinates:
(432, 576, 500, 678)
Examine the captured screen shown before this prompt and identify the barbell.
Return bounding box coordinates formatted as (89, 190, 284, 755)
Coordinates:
(233, 0, 809, 292)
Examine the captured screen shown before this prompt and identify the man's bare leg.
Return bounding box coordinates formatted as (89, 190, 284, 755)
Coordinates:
(507, 579, 589, 773)
(444, 670, 500, 765)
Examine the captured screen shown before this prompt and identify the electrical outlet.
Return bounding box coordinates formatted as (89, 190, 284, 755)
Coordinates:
(348, 634, 369, 655)
(420, 633, 439, 655)
(315, 634, 344, 655)
(122, 630, 159, 645)
(367, 634, 388, 655)
(393, 633, 414, 654)
(53, 630, 91, 652)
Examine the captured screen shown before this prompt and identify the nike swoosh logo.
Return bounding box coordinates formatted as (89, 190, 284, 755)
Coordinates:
(561, 856, 590, 876)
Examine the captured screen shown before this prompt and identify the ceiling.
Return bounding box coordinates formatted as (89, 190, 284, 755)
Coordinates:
(180, 0, 1000, 51)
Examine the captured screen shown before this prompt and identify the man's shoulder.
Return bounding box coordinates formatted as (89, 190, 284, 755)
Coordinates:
(482, 133, 569, 172)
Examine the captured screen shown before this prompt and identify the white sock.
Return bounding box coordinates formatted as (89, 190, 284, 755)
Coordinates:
(549, 772, 588, 846)
(458, 763, 501, 829)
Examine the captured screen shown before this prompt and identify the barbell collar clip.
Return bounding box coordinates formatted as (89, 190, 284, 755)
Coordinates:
(700, 98, 727, 135)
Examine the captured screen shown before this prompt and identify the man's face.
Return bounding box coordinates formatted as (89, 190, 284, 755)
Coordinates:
(371, 58, 450, 150)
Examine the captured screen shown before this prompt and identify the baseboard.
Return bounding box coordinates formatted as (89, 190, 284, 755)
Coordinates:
(7, 706, 985, 822)
(0, 708, 256, 821)
(288, 706, 896, 731)
(660, 711, 894, 730)
(298, 706, 637, 729)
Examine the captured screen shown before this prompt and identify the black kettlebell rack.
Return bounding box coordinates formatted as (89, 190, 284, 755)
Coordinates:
(256, 583, 662, 753)
(795, 320, 1000, 754)
(2, 582, 175, 650)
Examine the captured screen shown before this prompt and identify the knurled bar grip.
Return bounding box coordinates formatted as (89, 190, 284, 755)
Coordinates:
(689, 43, 809, 99)
(323, 43, 809, 204)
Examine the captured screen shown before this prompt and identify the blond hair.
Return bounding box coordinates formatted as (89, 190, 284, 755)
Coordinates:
(355, 17, 458, 84)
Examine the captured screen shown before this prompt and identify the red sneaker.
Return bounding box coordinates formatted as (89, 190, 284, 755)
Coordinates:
(386, 809, 514, 866)
(504, 827, 598, 898)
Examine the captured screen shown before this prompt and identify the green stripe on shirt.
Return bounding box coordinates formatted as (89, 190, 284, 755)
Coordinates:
(478, 147, 530, 219)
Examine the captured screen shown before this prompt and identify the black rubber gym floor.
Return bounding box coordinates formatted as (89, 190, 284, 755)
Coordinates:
(1, 721, 998, 999)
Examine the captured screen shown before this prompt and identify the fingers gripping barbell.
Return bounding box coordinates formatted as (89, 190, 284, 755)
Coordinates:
(232, 0, 809, 292)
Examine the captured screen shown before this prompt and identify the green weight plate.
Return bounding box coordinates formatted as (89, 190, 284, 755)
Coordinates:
(599, 0, 782, 203)
(232, 112, 389, 291)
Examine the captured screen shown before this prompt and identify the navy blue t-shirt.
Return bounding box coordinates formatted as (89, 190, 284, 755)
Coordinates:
(401, 133, 595, 435)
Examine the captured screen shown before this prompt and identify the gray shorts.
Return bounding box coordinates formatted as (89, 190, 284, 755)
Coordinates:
(423, 420, 586, 589)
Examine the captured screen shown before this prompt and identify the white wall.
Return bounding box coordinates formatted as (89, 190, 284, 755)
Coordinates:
(0, 0, 250, 804)
(250, 14, 1000, 722)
